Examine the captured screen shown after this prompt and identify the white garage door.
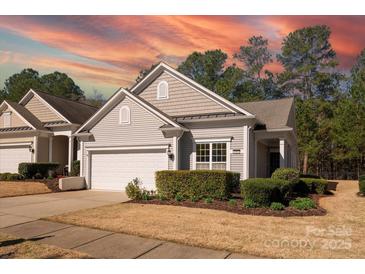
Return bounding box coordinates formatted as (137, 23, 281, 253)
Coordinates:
(91, 149, 168, 191)
(0, 146, 32, 173)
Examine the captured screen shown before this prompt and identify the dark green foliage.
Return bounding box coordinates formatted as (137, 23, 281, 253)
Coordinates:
(125, 178, 143, 200)
(240, 178, 290, 207)
(359, 175, 365, 194)
(289, 198, 316, 210)
(175, 193, 184, 202)
(155, 170, 240, 200)
(157, 193, 168, 201)
(270, 202, 285, 211)
(18, 162, 59, 179)
(271, 168, 300, 183)
(141, 191, 152, 201)
(228, 199, 237, 206)
(1, 69, 84, 102)
(70, 160, 80, 176)
(190, 195, 199, 202)
(300, 178, 328, 194)
(300, 174, 321, 179)
(244, 198, 259, 208)
(0, 173, 23, 181)
(204, 197, 213, 204)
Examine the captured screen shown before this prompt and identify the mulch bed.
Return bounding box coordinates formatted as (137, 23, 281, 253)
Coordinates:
(129, 194, 327, 217)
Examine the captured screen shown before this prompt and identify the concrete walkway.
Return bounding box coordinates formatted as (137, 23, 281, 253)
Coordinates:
(0, 220, 257, 259)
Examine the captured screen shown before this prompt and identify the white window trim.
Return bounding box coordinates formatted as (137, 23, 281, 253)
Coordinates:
(193, 139, 231, 171)
(3, 112, 11, 128)
(119, 106, 130, 125)
(157, 80, 169, 100)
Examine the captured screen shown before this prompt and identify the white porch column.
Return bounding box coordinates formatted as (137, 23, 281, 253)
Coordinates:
(80, 140, 84, 177)
(243, 125, 250, 179)
(68, 136, 74, 173)
(279, 139, 286, 168)
(173, 136, 178, 170)
(33, 136, 38, 162)
(48, 136, 53, 162)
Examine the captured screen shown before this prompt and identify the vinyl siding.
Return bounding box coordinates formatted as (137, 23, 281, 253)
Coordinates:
(24, 95, 63, 122)
(82, 96, 173, 176)
(0, 106, 27, 128)
(0, 137, 33, 144)
(139, 72, 230, 116)
(179, 122, 244, 177)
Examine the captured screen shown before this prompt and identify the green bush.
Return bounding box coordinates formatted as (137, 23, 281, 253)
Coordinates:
(70, 160, 80, 176)
(244, 198, 259, 208)
(157, 193, 168, 201)
(240, 178, 291, 207)
(125, 178, 143, 200)
(300, 178, 328, 194)
(359, 175, 365, 194)
(141, 190, 153, 201)
(204, 197, 213, 204)
(289, 198, 316, 210)
(300, 173, 320, 179)
(175, 193, 184, 202)
(155, 170, 240, 200)
(271, 168, 300, 183)
(190, 195, 199, 202)
(0, 173, 22, 181)
(18, 162, 59, 179)
(228, 199, 237, 206)
(270, 202, 285, 211)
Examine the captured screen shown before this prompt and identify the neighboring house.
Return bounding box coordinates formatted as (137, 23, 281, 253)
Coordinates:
(0, 89, 98, 173)
(75, 62, 298, 191)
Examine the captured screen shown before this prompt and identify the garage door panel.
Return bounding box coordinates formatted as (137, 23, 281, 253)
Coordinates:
(91, 150, 168, 191)
(0, 146, 32, 173)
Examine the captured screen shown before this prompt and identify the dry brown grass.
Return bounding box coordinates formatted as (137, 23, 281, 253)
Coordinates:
(0, 232, 90, 259)
(0, 181, 52, 198)
(47, 180, 365, 259)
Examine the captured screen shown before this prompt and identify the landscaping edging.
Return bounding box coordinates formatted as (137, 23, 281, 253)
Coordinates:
(129, 194, 327, 217)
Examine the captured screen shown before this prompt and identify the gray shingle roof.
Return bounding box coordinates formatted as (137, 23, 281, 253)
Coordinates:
(236, 97, 294, 129)
(0, 126, 33, 132)
(5, 100, 44, 130)
(33, 90, 99, 125)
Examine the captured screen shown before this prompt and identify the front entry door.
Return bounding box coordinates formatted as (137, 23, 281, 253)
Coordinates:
(269, 152, 280, 176)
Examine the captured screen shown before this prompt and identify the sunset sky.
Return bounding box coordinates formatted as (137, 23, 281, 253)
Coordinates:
(0, 16, 364, 98)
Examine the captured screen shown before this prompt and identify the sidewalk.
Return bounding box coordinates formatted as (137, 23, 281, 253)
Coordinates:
(0, 220, 259, 259)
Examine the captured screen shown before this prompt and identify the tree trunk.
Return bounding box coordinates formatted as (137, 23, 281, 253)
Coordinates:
(303, 152, 308, 174)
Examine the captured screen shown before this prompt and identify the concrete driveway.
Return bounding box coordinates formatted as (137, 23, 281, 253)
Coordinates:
(0, 190, 128, 228)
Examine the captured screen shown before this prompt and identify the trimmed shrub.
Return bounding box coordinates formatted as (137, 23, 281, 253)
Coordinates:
(204, 197, 213, 204)
(0, 173, 22, 181)
(175, 193, 184, 202)
(270, 202, 285, 211)
(155, 170, 240, 200)
(18, 162, 59, 179)
(70, 160, 80, 176)
(240, 178, 291, 207)
(300, 178, 328, 194)
(125, 178, 143, 200)
(289, 197, 316, 210)
(271, 168, 300, 183)
(244, 198, 259, 208)
(157, 193, 168, 201)
(359, 175, 365, 195)
(190, 195, 199, 202)
(228, 199, 237, 206)
(300, 173, 320, 179)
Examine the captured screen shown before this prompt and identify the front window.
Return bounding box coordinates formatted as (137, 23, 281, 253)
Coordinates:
(196, 142, 227, 170)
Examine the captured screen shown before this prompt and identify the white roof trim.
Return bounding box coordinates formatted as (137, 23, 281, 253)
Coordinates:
(131, 62, 255, 117)
(121, 88, 185, 129)
(19, 89, 71, 124)
(0, 101, 36, 130)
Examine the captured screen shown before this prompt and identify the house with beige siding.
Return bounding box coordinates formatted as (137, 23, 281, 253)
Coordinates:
(0, 90, 98, 173)
(75, 62, 298, 191)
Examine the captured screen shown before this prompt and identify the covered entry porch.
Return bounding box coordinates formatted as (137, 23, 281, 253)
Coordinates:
(253, 129, 298, 178)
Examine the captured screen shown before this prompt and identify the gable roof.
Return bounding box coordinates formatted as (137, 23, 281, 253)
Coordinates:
(131, 62, 255, 117)
(236, 97, 294, 130)
(19, 89, 98, 125)
(75, 88, 186, 134)
(1, 100, 44, 130)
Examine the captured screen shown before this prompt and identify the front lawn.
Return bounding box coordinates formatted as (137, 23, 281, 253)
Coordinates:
(0, 232, 90, 259)
(0, 181, 57, 198)
(46, 180, 365, 259)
